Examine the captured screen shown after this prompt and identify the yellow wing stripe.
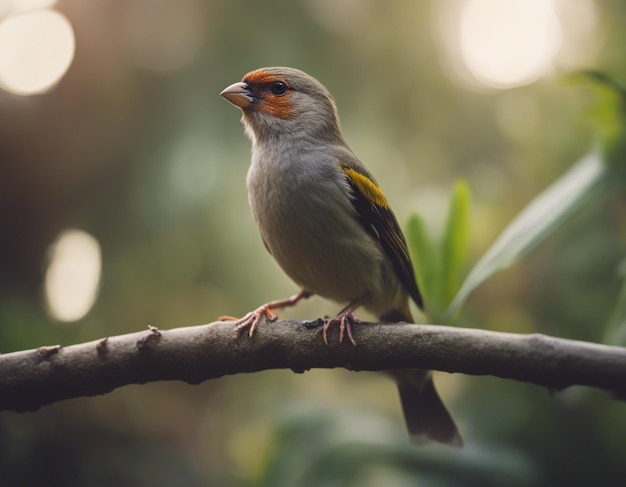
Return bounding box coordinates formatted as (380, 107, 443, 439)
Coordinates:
(342, 167, 390, 209)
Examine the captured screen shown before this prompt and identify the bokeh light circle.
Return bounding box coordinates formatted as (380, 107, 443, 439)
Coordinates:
(0, 9, 75, 95)
(44, 229, 102, 323)
(459, 0, 561, 89)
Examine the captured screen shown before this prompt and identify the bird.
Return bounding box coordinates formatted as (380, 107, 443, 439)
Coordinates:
(219, 66, 461, 446)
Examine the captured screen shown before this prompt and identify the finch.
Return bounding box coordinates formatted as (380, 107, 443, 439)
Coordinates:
(220, 67, 461, 446)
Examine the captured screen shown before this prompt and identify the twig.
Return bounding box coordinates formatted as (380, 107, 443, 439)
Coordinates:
(1, 320, 625, 412)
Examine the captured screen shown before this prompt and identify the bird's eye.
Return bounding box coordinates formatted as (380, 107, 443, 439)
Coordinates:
(270, 81, 288, 96)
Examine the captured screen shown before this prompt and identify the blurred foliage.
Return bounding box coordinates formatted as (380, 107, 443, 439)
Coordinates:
(604, 259, 626, 346)
(258, 406, 535, 487)
(1, 1, 625, 486)
(444, 148, 623, 319)
(567, 70, 626, 168)
(407, 180, 471, 323)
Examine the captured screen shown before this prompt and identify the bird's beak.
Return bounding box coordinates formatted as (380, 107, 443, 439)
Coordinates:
(220, 81, 253, 108)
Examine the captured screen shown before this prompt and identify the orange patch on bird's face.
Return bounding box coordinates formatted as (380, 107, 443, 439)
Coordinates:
(243, 70, 294, 119)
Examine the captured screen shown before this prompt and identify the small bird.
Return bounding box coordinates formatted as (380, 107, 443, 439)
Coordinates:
(220, 67, 461, 446)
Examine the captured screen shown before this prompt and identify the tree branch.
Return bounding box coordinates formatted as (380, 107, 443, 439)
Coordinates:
(1, 320, 625, 412)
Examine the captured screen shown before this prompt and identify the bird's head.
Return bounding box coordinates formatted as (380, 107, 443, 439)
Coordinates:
(220, 67, 343, 144)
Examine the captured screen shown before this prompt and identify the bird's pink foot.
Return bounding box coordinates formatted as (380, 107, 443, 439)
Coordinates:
(228, 304, 278, 338)
(222, 290, 312, 339)
(322, 309, 359, 346)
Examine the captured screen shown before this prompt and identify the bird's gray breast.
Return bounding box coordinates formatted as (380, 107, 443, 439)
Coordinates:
(246, 148, 385, 303)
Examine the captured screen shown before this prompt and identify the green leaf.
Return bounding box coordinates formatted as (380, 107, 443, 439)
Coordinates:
(445, 149, 620, 318)
(406, 181, 471, 323)
(406, 213, 441, 317)
(441, 180, 471, 307)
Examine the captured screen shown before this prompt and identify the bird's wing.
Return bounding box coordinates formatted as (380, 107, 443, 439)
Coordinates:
(339, 162, 424, 310)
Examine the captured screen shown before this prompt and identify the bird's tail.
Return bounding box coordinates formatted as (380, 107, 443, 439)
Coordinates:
(380, 307, 462, 446)
(391, 369, 462, 446)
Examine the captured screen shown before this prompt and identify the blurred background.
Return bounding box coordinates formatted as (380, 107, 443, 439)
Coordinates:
(0, 0, 624, 485)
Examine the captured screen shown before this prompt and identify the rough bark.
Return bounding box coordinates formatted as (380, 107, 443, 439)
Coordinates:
(1, 320, 625, 412)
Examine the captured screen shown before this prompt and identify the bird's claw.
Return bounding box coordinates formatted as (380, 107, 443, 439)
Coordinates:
(322, 310, 358, 346)
(231, 305, 278, 338)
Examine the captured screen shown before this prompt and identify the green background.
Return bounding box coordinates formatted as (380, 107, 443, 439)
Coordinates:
(1, 1, 624, 486)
